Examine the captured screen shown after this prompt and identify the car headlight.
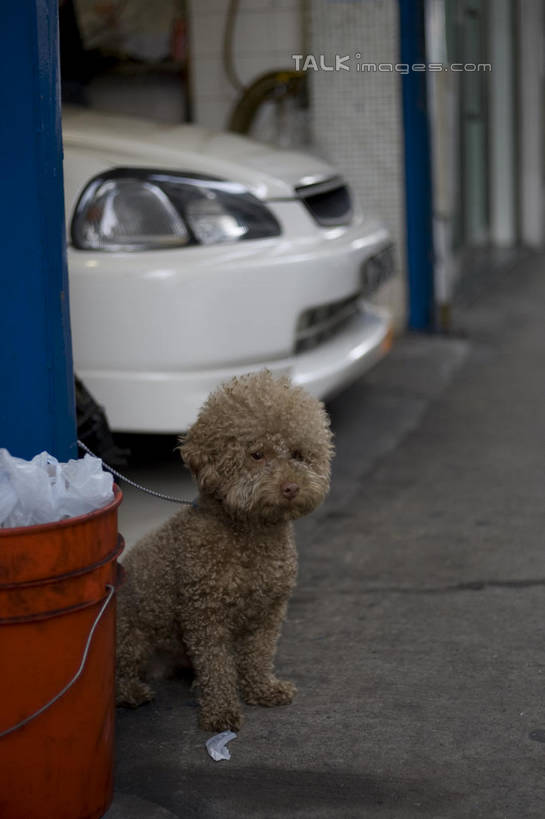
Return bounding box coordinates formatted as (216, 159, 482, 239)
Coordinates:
(71, 169, 281, 251)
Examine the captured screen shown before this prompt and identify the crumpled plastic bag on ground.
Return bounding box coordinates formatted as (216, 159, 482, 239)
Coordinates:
(205, 731, 237, 761)
(0, 449, 114, 528)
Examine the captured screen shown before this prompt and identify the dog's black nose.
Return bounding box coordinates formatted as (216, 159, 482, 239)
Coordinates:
(282, 482, 299, 500)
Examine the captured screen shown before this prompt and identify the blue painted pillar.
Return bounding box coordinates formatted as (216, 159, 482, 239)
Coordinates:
(399, 0, 435, 330)
(1, 0, 77, 460)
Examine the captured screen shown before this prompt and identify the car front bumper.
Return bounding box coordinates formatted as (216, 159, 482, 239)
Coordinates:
(76, 304, 391, 432)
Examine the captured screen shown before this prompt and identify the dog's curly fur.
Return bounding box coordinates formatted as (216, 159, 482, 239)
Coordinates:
(116, 370, 333, 731)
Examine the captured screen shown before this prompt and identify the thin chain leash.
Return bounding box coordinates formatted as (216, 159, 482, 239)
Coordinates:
(77, 440, 193, 505)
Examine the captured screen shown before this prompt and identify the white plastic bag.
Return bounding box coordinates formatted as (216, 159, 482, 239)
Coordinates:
(0, 449, 114, 528)
(205, 731, 237, 761)
(56, 453, 114, 519)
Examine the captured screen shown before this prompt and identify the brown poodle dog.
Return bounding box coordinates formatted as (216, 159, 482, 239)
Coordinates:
(116, 370, 333, 731)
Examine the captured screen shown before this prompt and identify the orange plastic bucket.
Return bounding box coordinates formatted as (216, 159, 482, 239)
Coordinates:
(0, 486, 123, 819)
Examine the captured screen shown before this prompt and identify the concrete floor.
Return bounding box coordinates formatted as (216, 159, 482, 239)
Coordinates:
(106, 250, 545, 818)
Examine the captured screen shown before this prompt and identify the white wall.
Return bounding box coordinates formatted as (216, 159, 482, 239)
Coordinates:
(188, 0, 302, 131)
(518, 0, 544, 248)
(489, 0, 516, 246)
(309, 0, 407, 329)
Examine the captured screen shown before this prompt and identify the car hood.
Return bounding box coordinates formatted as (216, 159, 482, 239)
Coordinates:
(62, 107, 337, 200)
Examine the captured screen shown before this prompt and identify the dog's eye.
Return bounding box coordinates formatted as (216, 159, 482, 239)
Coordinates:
(251, 451, 264, 461)
(291, 450, 304, 462)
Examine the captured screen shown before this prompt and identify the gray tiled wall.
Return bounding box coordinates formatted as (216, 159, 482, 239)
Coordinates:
(309, 0, 407, 327)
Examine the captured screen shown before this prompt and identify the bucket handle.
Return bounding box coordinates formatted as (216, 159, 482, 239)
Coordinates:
(0, 583, 116, 739)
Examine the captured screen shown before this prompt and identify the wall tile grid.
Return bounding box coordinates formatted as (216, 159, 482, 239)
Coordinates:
(309, 0, 407, 328)
(189, 0, 301, 130)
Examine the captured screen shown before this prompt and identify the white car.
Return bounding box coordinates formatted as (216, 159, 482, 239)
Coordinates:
(62, 107, 394, 433)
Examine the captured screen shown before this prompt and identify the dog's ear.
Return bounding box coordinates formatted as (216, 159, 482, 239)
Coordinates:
(178, 438, 220, 491)
(178, 438, 201, 475)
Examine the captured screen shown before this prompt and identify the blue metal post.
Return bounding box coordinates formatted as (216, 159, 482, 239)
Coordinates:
(1, 0, 77, 460)
(399, 0, 435, 330)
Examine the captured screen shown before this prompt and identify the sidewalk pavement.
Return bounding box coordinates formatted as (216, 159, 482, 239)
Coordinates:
(106, 250, 545, 818)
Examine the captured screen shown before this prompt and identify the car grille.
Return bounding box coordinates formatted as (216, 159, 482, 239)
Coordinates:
(295, 294, 360, 354)
(295, 176, 353, 227)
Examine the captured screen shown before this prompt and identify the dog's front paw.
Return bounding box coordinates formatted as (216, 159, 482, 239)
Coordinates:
(116, 679, 155, 708)
(199, 705, 243, 732)
(241, 678, 296, 707)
